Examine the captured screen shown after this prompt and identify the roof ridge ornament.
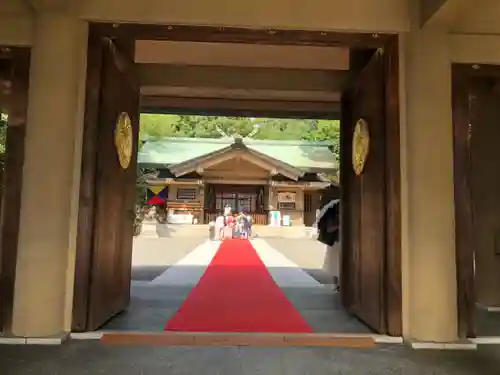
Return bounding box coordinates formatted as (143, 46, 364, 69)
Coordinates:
(245, 123, 263, 139)
(214, 123, 262, 140)
(215, 125, 228, 138)
(232, 137, 245, 149)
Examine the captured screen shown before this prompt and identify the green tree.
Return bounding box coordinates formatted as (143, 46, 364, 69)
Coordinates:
(305, 119, 340, 156)
(139, 114, 184, 141)
(0, 111, 7, 154)
(139, 114, 340, 159)
(0, 112, 8, 183)
(253, 118, 316, 140)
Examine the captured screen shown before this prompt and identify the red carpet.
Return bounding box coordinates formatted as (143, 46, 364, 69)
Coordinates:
(165, 239, 313, 333)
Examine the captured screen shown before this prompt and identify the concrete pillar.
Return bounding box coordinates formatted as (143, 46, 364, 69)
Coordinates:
(11, 11, 87, 337)
(400, 30, 458, 342)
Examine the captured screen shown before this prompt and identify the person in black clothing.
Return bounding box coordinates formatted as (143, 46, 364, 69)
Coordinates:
(316, 199, 340, 291)
(317, 199, 340, 247)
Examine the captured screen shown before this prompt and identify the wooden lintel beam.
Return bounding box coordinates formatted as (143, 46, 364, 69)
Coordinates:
(137, 64, 347, 92)
(91, 23, 395, 48)
(141, 96, 340, 118)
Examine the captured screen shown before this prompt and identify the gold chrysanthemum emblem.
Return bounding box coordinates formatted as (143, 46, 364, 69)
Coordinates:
(352, 118, 370, 176)
(115, 112, 133, 169)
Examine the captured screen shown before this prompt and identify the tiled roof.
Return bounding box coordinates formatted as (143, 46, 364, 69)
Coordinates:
(138, 137, 337, 172)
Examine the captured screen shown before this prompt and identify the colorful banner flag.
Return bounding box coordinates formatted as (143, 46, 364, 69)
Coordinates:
(147, 186, 168, 205)
(148, 195, 165, 205)
(149, 186, 164, 195)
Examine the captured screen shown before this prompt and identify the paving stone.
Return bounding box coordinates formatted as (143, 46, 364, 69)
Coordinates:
(1, 341, 499, 375)
(10, 236, 495, 375)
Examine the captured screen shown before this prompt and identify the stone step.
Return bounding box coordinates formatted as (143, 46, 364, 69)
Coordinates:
(253, 225, 316, 239)
(139, 222, 317, 239)
(140, 223, 210, 238)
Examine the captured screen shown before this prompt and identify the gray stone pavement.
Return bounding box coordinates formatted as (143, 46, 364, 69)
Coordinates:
(265, 238, 370, 333)
(102, 236, 206, 331)
(130, 236, 207, 281)
(476, 308, 500, 337)
(94, 235, 500, 338)
(264, 238, 334, 284)
(282, 287, 371, 333)
(2, 340, 500, 375)
(102, 236, 370, 333)
(3, 235, 500, 374)
(266, 239, 500, 337)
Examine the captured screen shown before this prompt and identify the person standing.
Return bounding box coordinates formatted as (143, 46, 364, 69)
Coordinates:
(317, 199, 340, 291)
(226, 213, 236, 239)
(237, 211, 247, 238)
(215, 212, 225, 241)
(245, 213, 253, 238)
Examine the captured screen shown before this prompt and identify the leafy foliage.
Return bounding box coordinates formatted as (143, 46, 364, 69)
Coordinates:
(140, 114, 340, 159)
(0, 112, 7, 155)
(0, 112, 7, 181)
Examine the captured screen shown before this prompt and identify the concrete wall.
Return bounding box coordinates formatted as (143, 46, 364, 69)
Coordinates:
(9, 11, 88, 337)
(0, 0, 411, 48)
(451, 0, 500, 34)
(399, 29, 458, 342)
(3, 1, 500, 48)
(0, 1, 32, 46)
(77, 0, 411, 32)
(450, 35, 500, 65)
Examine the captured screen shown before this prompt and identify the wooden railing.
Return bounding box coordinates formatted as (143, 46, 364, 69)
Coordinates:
(203, 210, 268, 225)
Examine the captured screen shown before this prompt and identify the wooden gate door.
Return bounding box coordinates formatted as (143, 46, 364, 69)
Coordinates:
(452, 65, 500, 338)
(83, 36, 139, 330)
(340, 50, 387, 333)
(0, 49, 30, 333)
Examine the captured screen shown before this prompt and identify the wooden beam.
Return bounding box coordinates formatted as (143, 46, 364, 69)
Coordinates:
(140, 96, 341, 119)
(92, 23, 394, 48)
(383, 38, 402, 336)
(71, 32, 104, 332)
(171, 148, 302, 181)
(145, 179, 200, 185)
(141, 87, 340, 103)
(135, 40, 349, 70)
(137, 64, 348, 92)
(205, 179, 269, 185)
